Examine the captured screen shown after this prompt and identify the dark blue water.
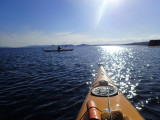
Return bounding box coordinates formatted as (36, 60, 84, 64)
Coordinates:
(0, 46, 160, 120)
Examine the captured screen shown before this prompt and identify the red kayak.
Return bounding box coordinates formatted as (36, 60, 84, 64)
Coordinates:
(42, 48, 73, 52)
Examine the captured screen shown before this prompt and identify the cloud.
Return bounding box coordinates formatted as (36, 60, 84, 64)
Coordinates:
(0, 31, 99, 47)
(0, 31, 107, 47)
(0, 31, 160, 47)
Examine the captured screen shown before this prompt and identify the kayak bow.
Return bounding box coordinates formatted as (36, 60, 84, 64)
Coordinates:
(76, 64, 144, 120)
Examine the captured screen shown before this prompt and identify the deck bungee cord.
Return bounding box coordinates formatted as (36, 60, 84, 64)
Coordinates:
(107, 81, 113, 120)
(100, 67, 113, 120)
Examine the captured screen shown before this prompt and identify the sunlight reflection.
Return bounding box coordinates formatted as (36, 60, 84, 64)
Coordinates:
(100, 46, 124, 54)
(98, 46, 140, 99)
(98, 46, 126, 68)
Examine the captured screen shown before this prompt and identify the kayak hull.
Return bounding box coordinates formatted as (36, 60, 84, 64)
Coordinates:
(42, 48, 73, 52)
(76, 65, 144, 120)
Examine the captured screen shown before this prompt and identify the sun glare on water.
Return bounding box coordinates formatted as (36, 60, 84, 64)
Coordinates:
(100, 46, 124, 54)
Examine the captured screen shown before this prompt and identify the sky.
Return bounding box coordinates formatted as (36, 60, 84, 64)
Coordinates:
(0, 0, 160, 47)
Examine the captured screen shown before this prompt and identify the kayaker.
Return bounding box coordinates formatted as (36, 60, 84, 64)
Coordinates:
(57, 46, 62, 51)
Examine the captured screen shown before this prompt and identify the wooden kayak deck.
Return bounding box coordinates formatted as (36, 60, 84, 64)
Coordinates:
(76, 65, 144, 120)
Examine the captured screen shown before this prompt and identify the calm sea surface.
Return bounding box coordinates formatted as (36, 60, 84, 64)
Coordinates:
(0, 46, 160, 120)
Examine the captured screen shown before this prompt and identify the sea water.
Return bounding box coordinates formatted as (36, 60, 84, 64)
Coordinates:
(0, 46, 160, 120)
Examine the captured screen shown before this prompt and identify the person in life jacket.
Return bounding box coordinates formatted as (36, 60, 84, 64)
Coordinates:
(57, 46, 62, 51)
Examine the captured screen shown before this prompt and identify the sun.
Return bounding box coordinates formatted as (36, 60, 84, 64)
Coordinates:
(96, 0, 108, 26)
(95, 0, 121, 26)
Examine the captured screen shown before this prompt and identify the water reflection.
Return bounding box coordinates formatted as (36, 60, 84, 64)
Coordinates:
(97, 46, 139, 100)
(82, 46, 159, 119)
(100, 46, 125, 55)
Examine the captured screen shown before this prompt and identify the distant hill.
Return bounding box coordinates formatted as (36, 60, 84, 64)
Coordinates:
(21, 44, 75, 48)
(22, 45, 51, 48)
(79, 42, 150, 46)
(0, 42, 152, 48)
(123, 41, 149, 45)
(0, 46, 12, 49)
(77, 44, 90, 46)
(148, 40, 160, 46)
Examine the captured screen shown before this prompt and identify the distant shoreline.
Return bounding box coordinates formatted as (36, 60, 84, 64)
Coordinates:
(1, 41, 159, 48)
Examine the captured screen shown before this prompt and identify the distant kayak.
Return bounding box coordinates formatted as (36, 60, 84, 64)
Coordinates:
(42, 48, 73, 52)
